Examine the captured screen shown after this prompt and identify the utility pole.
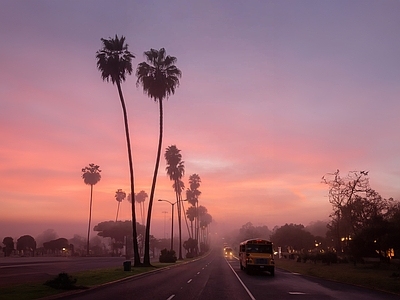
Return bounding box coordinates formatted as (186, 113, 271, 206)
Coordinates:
(162, 211, 168, 239)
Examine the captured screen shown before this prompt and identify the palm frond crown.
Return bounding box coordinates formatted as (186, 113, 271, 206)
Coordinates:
(136, 48, 182, 101)
(96, 35, 135, 85)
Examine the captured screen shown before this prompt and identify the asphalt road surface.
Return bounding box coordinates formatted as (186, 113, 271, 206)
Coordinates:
(52, 249, 399, 300)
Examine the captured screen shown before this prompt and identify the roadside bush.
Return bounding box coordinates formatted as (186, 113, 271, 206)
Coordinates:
(44, 272, 86, 290)
(159, 248, 177, 263)
(321, 251, 337, 265)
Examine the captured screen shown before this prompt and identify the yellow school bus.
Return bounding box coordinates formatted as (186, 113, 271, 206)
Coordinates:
(239, 238, 275, 275)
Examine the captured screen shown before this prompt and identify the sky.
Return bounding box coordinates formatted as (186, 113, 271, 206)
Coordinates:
(1, 0, 400, 242)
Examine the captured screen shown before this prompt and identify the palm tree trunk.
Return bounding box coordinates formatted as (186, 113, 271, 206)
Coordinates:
(144, 98, 164, 266)
(86, 184, 93, 256)
(116, 201, 120, 222)
(116, 81, 141, 266)
(176, 184, 183, 260)
(181, 199, 191, 239)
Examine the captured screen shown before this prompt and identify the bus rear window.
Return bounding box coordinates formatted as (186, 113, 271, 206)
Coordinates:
(246, 244, 272, 253)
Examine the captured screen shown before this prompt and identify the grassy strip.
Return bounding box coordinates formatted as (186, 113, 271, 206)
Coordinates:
(276, 258, 400, 295)
(0, 262, 178, 300)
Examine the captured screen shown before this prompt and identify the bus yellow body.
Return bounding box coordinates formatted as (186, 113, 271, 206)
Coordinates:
(239, 239, 275, 275)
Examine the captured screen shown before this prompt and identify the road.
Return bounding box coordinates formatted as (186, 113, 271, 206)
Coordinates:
(56, 249, 399, 300)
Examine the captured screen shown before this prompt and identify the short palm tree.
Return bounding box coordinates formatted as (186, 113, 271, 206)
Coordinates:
(136, 48, 182, 266)
(186, 206, 197, 238)
(187, 174, 201, 248)
(165, 145, 185, 259)
(82, 163, 101, 255)
(96, 35, 141, 266)
(200, 212, 213, 246)
(115, 189, 126, 222)
(135, 190, 148, 225)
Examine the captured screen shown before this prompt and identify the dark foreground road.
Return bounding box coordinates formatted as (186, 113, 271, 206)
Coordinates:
(52, 249, 399, 300)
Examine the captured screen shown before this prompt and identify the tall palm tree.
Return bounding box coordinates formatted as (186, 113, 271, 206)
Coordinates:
(165, 145, 185, 259)
(96, 35, 141, 266)
(136, 48, 182, 265)
(115, 189, 126, 222)
(82, 163, 102, 256)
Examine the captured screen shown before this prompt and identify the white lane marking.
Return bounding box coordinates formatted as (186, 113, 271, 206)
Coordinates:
(187, 279, 192, 283)
(197, 272, 200, 275)
(167, 295, 175, 300)
(226, 260, 256, 300)
(289, 292, 306, 295)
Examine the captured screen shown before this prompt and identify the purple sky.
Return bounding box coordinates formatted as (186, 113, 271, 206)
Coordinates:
(1, 0, 399, 241)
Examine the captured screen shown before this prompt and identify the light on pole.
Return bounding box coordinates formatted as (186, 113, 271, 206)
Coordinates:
(158, 199, 176, 251)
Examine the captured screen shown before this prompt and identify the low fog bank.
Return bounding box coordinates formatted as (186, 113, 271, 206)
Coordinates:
(1, 218, 329, 251)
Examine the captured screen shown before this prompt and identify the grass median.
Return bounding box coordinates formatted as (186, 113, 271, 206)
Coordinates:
(276, 258, 400, 295)
(0, 262, 178, 300)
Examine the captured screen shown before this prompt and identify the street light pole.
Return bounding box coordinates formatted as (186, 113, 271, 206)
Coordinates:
(158, 199, 175, 251)
(162, 211, 168, 239)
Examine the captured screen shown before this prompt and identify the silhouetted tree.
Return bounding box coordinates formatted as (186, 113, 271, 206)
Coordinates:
(135, 190, 148, 225)
(36, 229, 58, 248)
(136, 48, 181, 266)
(115, 189, 126, 222)
(237, 222, 272, 243)
(186, 206, 197, 238)
(94, 220, 145, 257)
(183, 238, 197, 258)
(96, 35, 141, 266)
(43, 238, 69, 254)
(186, 174, 201, 249)
(69, 235, 86, 254)
(165, 145, 185, 259)
(270, 224, 315, 252)
(81, 163, 101, 256)
(322, 170, 370, 251)
(17, 235, 36, 256)
(2, 237, 14, 257)
(200, 212, 212, 246)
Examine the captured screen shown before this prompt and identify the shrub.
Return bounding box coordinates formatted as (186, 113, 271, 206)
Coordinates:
(159, 248, 177, 263)
(44, 273, 86, 290)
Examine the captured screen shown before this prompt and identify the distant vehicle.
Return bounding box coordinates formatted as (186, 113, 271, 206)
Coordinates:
(224, 247, 233, 257)
(239, 238, 275, 276)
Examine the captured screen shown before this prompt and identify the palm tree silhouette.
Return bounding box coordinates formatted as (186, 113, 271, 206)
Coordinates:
(135, 190, 148, 225)
(81, 163, 101, 256)
(115, 189, 126, 222)
(187, 174, 201, 250)
(186, 206, 197, 238)
(136, 48, 182, 265)
(165, 145, 185, 259)
(96, 35, 141, 266)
